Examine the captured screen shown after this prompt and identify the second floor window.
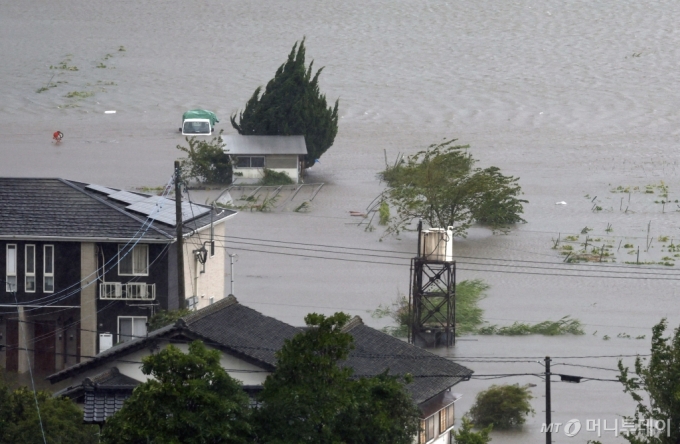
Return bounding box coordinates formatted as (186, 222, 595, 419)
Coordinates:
(6, 244, 17, 292)
(44, 245, 54, 293)
(25, 245, 35, 292)
(118, 244, 149, 276)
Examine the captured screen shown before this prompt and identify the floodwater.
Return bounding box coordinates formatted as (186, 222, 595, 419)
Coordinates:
(3, 0, 680, 441)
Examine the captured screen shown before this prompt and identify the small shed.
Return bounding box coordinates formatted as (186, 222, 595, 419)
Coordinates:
(223, 135, 307, 184)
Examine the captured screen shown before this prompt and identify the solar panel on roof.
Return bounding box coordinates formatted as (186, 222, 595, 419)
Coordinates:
(108, 191, 148, 204)
(125, 197, 209, 226)
(86, 184, 119, 195)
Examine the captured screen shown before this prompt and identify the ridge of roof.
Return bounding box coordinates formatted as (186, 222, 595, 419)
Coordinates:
(60, 179, 174, 240)
(180, 295, 239, 325)
(341, 315, 364, 332)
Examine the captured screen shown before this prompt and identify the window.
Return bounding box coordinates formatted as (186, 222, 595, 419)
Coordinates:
(6, 244, 17, 292)
(235, 156, 265, 168)
(187, 296, 198, 311)
(118, 244, 149, 276)
(440, 403, 455, 432)
(44, 245, 54, 293)
(25, 245, 35, 292)
(423, 414, 439, 442)
(118, 316, 147, 343)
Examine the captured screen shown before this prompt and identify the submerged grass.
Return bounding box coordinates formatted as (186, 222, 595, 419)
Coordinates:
(478, 316, 585, 336)
(369, 280, 582, 337)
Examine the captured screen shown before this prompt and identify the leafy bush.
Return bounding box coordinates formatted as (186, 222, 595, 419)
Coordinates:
(468, 384, 534, 429)
(451, 417, 493, 444)
(260, 168, 294, 186)
(176, 133, 232, 184)
(148, 308, 192, 331)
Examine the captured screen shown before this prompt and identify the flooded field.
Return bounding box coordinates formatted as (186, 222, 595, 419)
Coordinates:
(3, 0, 680, 441)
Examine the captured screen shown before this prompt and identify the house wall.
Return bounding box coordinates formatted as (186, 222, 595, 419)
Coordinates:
(95, 242, 171, 350)
(232, 154, 301, 184)
(182, 222, 226, 311)
(0, 241, 82, 373)
(62, 339, 270, 387)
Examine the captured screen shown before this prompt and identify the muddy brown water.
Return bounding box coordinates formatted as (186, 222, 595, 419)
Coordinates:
(3, 0, 680, 441)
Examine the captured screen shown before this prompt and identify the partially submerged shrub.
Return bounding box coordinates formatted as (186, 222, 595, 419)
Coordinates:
(469, 384, 534, 429)
(261, 168, 294, 186)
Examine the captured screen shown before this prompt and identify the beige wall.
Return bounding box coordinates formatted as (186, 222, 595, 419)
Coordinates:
(182, 221, 226, 311)
(80, 243, 97, 361)
(63, 339, 270, 387)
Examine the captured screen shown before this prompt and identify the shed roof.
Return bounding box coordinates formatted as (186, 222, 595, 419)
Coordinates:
(223, 135, 307, 156)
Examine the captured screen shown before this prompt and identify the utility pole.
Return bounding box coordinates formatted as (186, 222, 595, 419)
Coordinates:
(545, 356, 552, 444)
(174, 161, 185, 309)
(228, 253, 237, 295)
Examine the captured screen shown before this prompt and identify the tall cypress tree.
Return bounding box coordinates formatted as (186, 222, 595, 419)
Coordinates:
(231, 39, 339, 169)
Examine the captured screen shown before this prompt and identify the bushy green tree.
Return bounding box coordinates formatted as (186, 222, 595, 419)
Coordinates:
(617, 318, 680, 443)
(380, 139, 526, 237)
(101, 341, 251, 444)
(231, 39, 339, 169)
(254, 312, 420, 444)
(176, 133, 232, 184)
(147, 308, 192, 331)
(451, 417, 493, 444)
(0, 382, 98, 444)
(468, 384, 534, 429)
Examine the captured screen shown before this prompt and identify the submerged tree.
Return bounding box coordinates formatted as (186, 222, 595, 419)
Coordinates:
(617, 318, 680, 444)
(380, 139, 526, 237)
(176, 132, 232, 184)
(468, 384, 534, 429)
(101, 341, 251, 444)
(231, 39, 339, 169)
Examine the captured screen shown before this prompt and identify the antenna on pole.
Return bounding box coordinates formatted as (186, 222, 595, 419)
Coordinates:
(174, 161, 186, 309)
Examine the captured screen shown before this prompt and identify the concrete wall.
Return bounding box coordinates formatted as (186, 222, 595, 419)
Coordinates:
(232, 167, 299, 183)
(182, 221, 226, 311)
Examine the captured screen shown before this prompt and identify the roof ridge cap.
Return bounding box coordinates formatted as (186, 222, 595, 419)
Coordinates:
(341, 316, 364, 332)
(59, 179, 174, 240)
(181, 295, 239, 324)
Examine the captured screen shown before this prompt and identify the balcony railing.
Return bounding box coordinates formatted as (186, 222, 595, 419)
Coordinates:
(100, 282, 156, 300)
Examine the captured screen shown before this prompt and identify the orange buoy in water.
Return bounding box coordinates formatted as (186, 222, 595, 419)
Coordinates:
(52, 131, 63, 142)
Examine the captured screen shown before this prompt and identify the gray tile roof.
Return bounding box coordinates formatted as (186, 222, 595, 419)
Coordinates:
(53, 367, 140, 424)
(181, 296, 302, 368)
(223, 135, 308, 155)
(49, 298, 472, 406)
(83, 391, 131, 424)
(342, 319, 473, 405)
(0, 178, 235, 241)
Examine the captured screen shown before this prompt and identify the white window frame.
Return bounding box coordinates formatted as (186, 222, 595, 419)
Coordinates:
(118, 244, 149, 276)
(44, 245, 54, 293)
(6, 244, 17, 292)
(117, 316, 147, 343)
(25, 244, 36, 293)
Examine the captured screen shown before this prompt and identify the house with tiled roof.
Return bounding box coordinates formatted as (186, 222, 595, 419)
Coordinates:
(0, 178, 235, 374)
(49, 296, 472, 444)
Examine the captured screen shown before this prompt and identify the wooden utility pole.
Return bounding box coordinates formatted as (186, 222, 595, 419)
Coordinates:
(175, 161, 185, 308)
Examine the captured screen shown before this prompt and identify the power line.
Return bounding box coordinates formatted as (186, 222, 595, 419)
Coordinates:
(216, 234, 680, 273)
(218, 243, 680, 281)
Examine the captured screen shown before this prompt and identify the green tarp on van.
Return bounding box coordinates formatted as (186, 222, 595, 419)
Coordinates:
(182, 109, 219, 126)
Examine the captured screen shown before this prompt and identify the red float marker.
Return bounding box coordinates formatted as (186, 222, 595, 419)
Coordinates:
(52, 131, 63, 143)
